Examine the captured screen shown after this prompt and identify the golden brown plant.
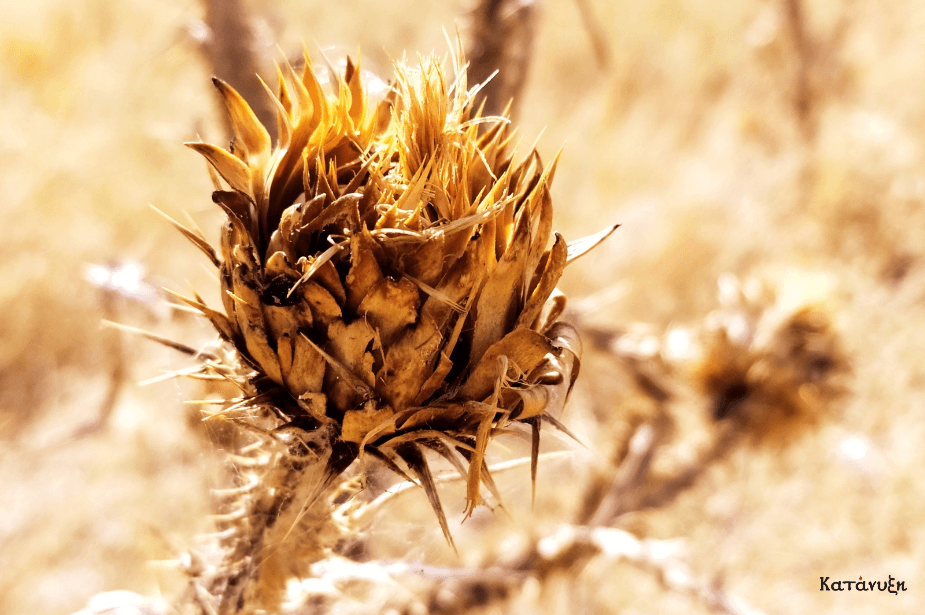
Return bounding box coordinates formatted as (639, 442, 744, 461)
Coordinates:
(165, 48, 615, 612)
(694, 276, 849, 446)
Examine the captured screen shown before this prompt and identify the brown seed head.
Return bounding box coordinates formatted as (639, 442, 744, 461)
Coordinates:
(178, 50, 616, 540)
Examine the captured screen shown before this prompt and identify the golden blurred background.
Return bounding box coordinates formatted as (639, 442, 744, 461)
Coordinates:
(2, 0, 923, 613)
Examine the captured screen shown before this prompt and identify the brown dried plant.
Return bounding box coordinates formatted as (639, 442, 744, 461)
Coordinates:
(159, 46, 616, 613)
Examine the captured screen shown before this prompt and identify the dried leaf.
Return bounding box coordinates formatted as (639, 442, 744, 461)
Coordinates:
(229, 261, 283, 385)
(357, 277, 421, 345)
(301, 332, 373, 400)
(264, 250, 301, 281)
(345, 229, 384, 313)
(469, 202, 533, 366)
(404, 233, 446, 287)
(566, 223, 620, 264)
(342, 403, 395, 443)
(299, 280, 342, 331)
(396, 403, 470, 432)
(517, 232, 567, 330)
(536, 289, 567, 334)
(211, 77, 271, 163)
(213, 190, 258, 241)
(326, 319, 377, 389)
(378, 238, 489, 410)
(414, 352, 454, 405)
(460, 328, 555, 402)
(186, 142, 251, 195)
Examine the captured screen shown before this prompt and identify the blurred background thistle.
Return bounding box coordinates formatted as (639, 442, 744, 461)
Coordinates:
(2, 0, 924, 614)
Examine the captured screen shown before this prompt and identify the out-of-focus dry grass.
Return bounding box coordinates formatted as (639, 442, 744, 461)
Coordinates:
(2, 0, 924, 613)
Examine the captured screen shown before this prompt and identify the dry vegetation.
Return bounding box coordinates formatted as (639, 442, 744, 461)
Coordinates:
(2, 0, 923, 613)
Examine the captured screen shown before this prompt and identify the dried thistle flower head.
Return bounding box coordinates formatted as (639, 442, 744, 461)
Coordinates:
(694, 274, 849, 445)
(172, 48, 616, 551)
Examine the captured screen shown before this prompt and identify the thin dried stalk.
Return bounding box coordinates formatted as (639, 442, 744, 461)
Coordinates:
(781, 0, 814, 140)
(281, 525, 768, 615)
(466, 0, 538, 118)
(524, 525, 768, 615)
(780, 0, 856, 143)
(73, 299, 126, 438)
(199, 0, 276, 140)
(572, 0, 611, 69)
